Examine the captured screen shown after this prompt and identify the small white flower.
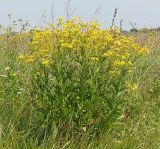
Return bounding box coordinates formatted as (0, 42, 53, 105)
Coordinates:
(5, 67, 10, 71)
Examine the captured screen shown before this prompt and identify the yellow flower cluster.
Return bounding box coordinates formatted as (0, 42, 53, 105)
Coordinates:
(17, 17, 149, 90)
(125, 81, 139, 91)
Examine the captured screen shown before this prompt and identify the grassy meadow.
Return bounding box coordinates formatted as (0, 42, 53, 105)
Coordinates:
(0, 16, 160, 149)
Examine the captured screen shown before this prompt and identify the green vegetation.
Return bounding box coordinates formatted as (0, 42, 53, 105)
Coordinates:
(0, 17, 160, 149)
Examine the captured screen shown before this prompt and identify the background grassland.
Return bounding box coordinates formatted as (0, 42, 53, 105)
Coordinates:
(0, 18, 160, 149)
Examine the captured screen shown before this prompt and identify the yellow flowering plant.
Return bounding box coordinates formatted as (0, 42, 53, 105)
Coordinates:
(17, 17, 149, 140)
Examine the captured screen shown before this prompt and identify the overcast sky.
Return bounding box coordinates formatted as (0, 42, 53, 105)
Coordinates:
(0, 0, 160, 30)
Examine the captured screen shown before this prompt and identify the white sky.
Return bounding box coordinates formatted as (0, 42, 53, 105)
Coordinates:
(0, 0, 160, 30)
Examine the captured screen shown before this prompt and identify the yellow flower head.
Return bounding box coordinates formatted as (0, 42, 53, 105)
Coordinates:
(41, 59, 50, 66)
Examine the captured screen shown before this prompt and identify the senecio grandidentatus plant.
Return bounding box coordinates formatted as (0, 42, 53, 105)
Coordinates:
(17, 17, 149, 142)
